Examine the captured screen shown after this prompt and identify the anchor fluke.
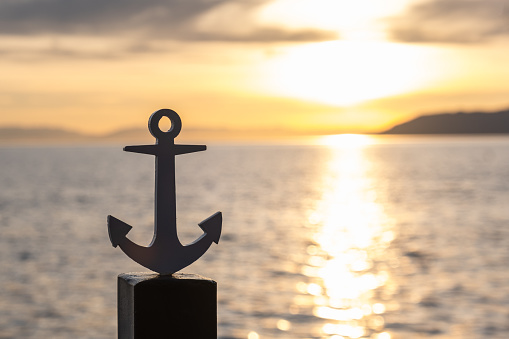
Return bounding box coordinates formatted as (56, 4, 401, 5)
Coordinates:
(198, 212, 222, 244)
(107, 215, 132, 248)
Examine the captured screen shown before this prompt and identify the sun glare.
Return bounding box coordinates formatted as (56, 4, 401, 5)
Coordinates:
(261, 41, 438, 106)
(258, 0, 410, 40)
(297, 144, 395, 338)
(318, 134, 375, 148)
(256, 0, 447, 108)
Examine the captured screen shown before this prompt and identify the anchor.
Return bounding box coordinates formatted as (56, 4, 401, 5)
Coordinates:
(107, 109, 222, 274)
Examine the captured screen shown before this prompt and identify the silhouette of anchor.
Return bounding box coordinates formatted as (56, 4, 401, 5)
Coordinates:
(107, 109, 222, 274)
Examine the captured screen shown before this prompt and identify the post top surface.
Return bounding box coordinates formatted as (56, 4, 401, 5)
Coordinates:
(119, 272, 215, 285)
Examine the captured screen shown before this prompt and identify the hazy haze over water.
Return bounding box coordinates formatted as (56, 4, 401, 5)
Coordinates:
(0, 136, 508, 338)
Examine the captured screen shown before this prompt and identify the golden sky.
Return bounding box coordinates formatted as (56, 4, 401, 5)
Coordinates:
(1, 0, 508, 135)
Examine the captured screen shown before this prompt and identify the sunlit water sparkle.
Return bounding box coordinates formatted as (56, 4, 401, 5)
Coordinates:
(0, 136, 508, 338)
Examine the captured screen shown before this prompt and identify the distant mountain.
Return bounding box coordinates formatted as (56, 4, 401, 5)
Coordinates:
(4, 108, 509, 144)
(0, 125, 304, 144)
(381, 110, 509, 134)
(0, 126, 152, 144)
(102, 127, 151, 141)
(0, 127, 89, 142)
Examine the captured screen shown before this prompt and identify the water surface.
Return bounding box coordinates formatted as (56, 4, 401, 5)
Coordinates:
(0, 136, 508, 339)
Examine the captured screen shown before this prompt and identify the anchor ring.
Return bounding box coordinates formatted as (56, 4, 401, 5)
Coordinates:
(149, 109, 182, 140)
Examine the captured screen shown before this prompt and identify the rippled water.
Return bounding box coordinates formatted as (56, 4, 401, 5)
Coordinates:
(0, 136, 508, 339)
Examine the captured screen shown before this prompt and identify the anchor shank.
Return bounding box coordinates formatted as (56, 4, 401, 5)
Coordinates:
(152, 143, 180, 247)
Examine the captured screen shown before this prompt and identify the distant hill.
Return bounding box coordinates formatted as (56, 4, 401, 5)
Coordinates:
(3, 108, 509, 144)
(381, 110, 509, 134)
(0, 125, 315, 144)
(0, 127, 89, 143)
(0, 126, 152, 144)
(102, 127, 152, 142)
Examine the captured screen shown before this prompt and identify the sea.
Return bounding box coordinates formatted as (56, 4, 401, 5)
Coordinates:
(0, 135, 508, 339)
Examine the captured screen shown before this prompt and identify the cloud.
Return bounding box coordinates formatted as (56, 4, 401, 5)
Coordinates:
(0, 0, 337, 43)
(388, 0, 509, 43)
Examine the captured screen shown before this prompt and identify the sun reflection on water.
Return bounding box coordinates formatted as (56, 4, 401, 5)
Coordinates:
(295, 139, 395, 338)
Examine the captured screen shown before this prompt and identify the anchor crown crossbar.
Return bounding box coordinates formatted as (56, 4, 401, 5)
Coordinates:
(107, 109, 222, 274)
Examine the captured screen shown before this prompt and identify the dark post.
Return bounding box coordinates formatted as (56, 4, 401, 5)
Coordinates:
(118, 272, 217, 339)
